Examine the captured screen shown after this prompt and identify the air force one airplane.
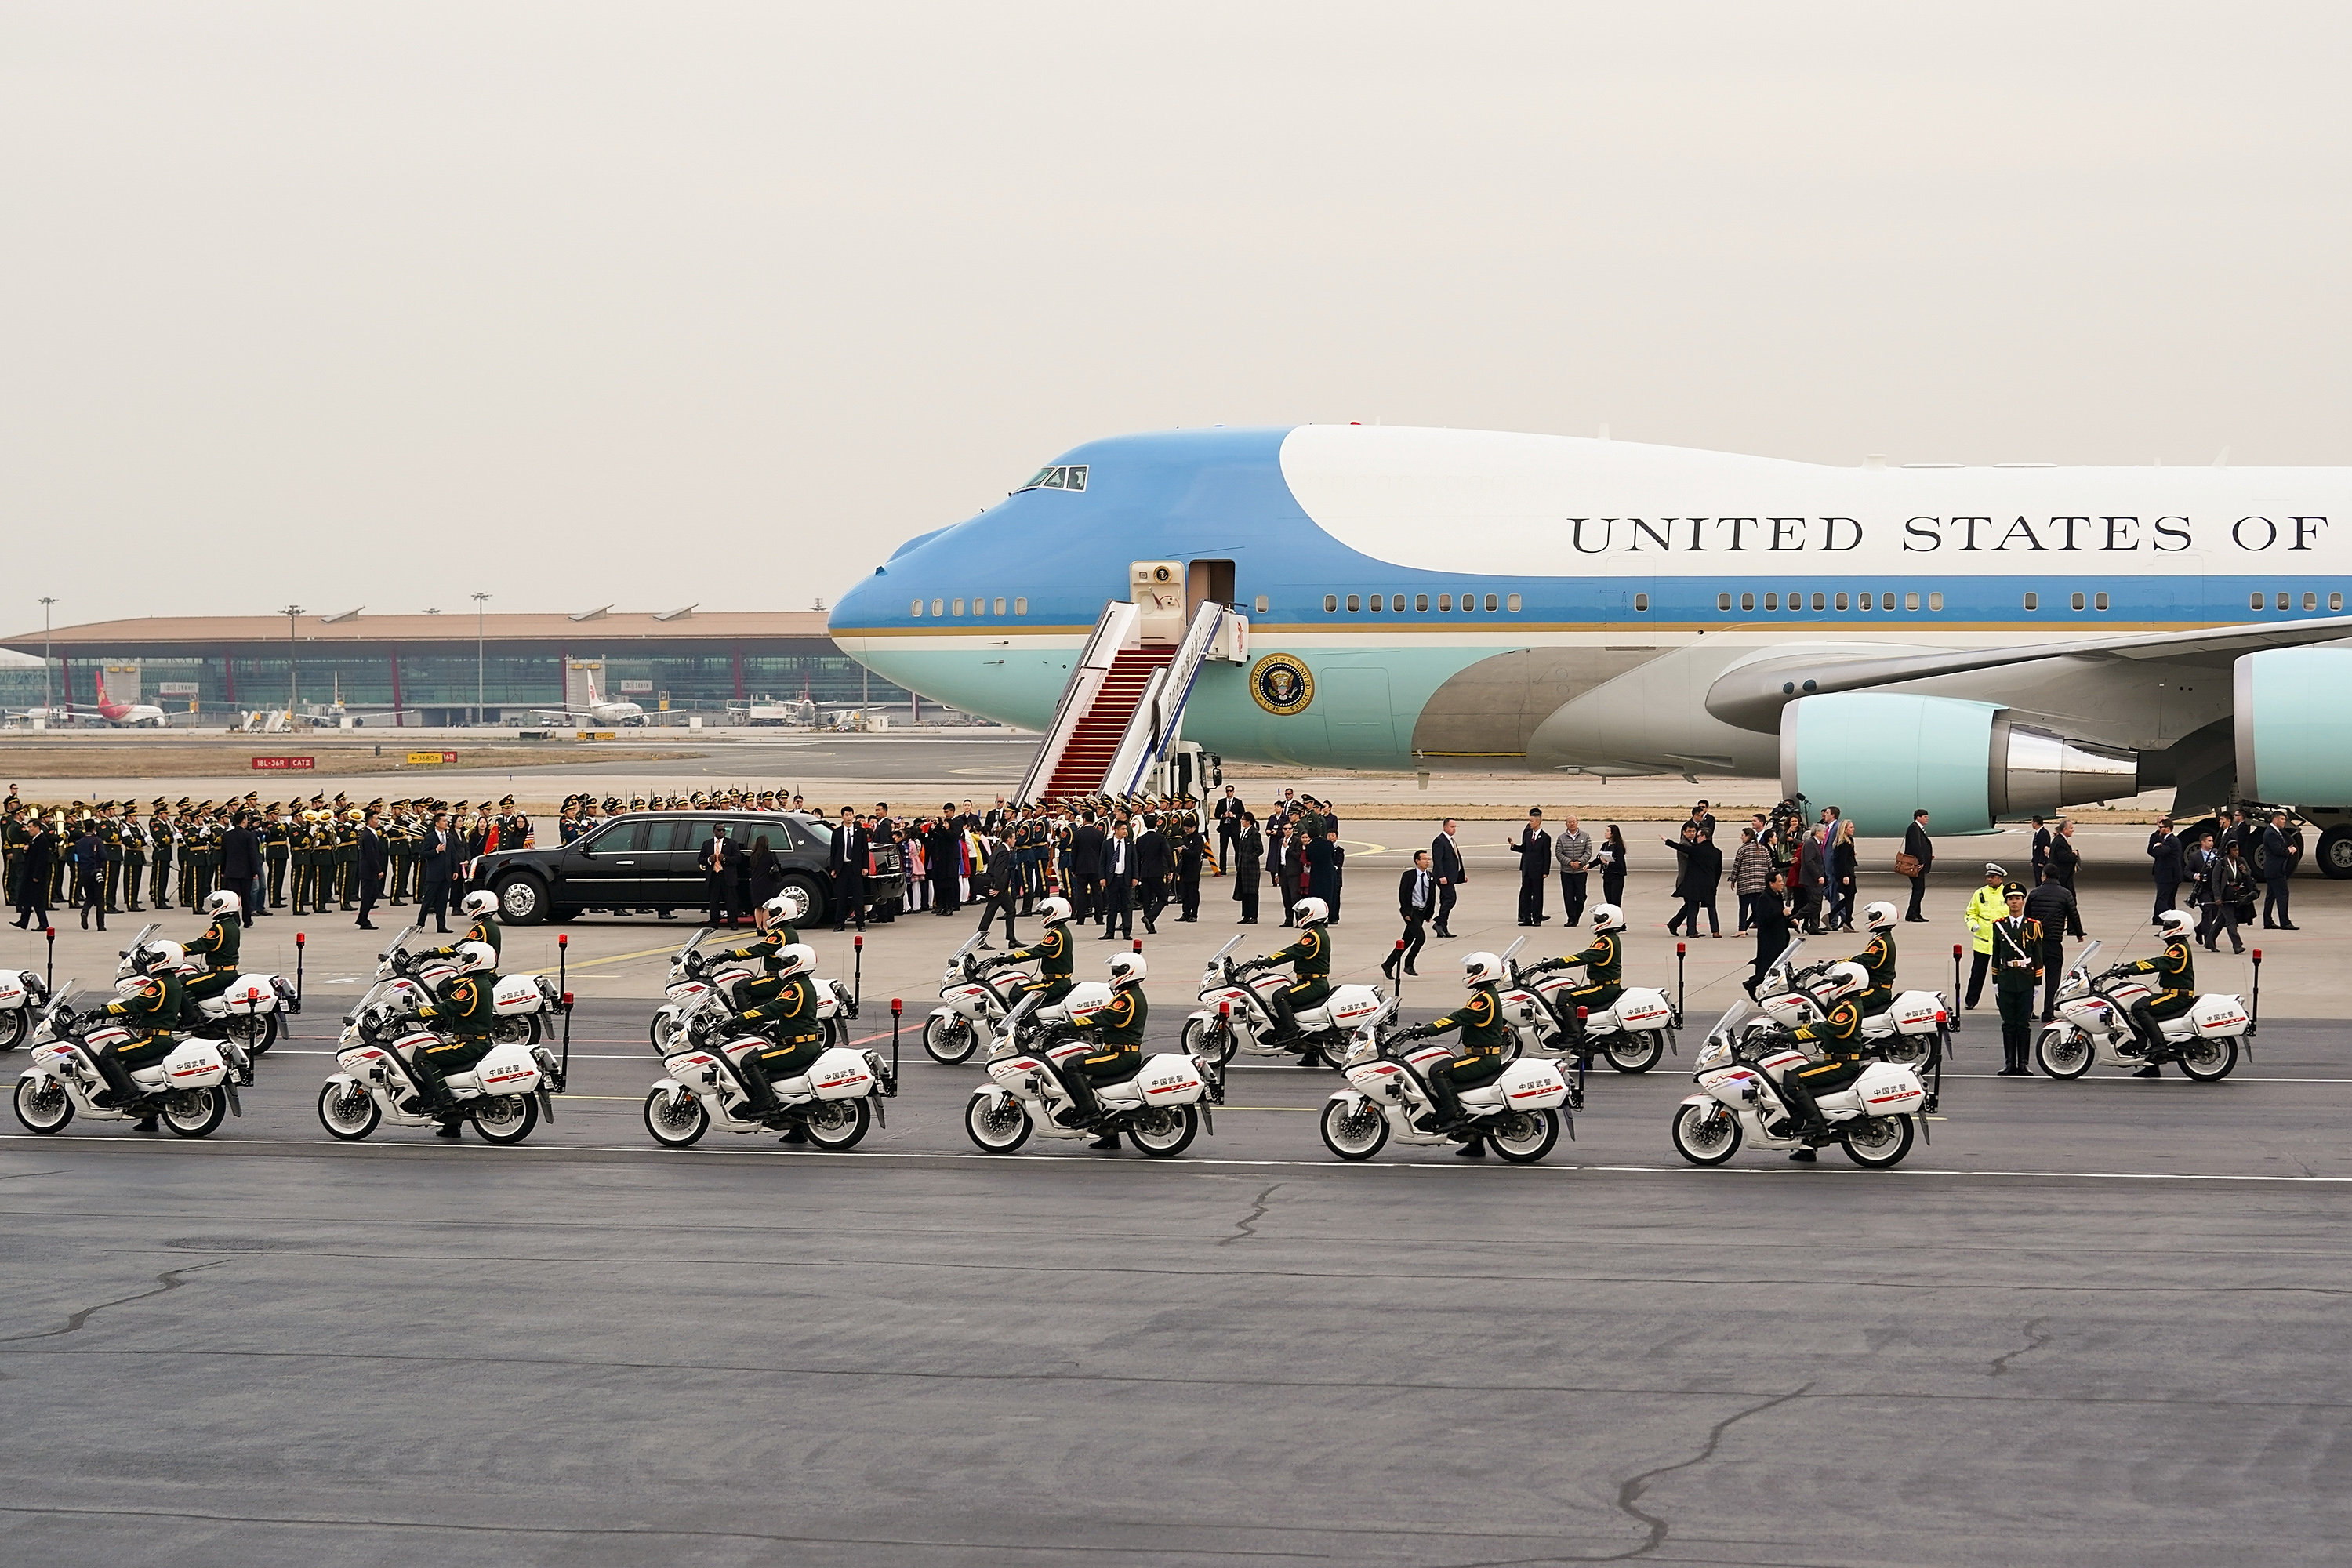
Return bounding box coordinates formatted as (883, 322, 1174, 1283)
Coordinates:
(828, 424, 2352, 864)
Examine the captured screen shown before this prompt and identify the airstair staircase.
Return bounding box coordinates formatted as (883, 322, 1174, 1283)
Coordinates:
(1016, 598, 1247, 803)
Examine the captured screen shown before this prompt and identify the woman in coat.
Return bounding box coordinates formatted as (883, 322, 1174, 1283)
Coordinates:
(746, 836, 786, 929)
(1831, 819, 1860, 931)
(1230, 814, 1263, 924)
(1599, 824, 1628, 909)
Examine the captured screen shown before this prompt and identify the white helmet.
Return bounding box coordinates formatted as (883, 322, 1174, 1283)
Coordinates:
(136, 939, 185, 974)
(202, 889, 241, 916)
(460, 890, 499, 919)
(1291, 896, 1329, 925)
(1036, 896, 1072, 926)
(454, 940, 497, 975)
(1590, 903, 1625, 933)
(1063, 979, 1116, 1022)
(774, 942, 816, 978)
(1864, 900, 1899, 931)
(764, 886, 811, 924)
(2158, 909, 2196, 938)
(1464, 950, 1505, 986)
(1107, 952, 1146, 985)
(1823, 960, 1869, 1000)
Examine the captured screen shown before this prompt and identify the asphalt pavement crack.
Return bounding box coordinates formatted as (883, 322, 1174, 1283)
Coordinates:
(1606, 1385, 1809, 1560)
(0, 1168, 71, 1181)
(1988, 1316, 2054, 1377)
(0, 1259, 228, 1345)
(1217, 1182, 1283, 1247)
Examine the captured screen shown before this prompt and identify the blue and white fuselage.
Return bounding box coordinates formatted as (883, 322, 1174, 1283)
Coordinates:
(829, 425, 2352, 832)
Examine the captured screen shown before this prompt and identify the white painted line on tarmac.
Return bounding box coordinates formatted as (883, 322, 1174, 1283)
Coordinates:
(2, 1131, 2348, 1184)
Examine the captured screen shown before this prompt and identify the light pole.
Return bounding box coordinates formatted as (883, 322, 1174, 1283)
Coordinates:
(472, 592, 491, 726)
(37, 597, 56, 714)
(279, 605, 303, 717)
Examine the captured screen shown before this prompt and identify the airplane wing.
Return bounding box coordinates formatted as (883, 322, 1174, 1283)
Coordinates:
(1705, 614, 2352, 732)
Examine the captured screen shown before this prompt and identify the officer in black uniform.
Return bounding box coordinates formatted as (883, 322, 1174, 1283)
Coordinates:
(1056, 953, 1148, 1149)
(1776, 960, 1870, 1162)
(119, 803, 148, 913)
(148, 800, 176, 909)
(2120, 909, 2199, 1079)
(263, 804, 291, 909)
(1988, 883, 2040, 1075)
(1254, 897, 1333, 1062)
(1404, 950, 1513, 1158)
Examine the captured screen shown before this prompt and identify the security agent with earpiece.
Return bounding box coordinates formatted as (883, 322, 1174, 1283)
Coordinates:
(1399, 951, 1513, 1159)
(1054, 952, 1149, 1149)
(1773, 960, 1870, 1162)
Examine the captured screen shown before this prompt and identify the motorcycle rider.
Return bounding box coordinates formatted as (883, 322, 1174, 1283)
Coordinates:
(82, 938, 187, 1131)
(1252, 898, 1332, 1062)
(731, 942, 826, 1141)
(2119, 909, 2198, 1079)
(1849, 901, 1900, 1016)
(177, 888, 243, 1029)
(1529, 903, 1626, 1044)
(421, 889, 503, 965)
(1401, 950, 1512, 1159)
(1773, 959, 1869, 1163)
(706, 889, 810, 1014)
(990, 896, 1075, 1011)
(412, 940, 503, 1138)
(1055, 952, 1148, 1150)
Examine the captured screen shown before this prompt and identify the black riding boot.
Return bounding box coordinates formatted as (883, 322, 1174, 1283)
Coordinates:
(2128, 1003, 2168, 1077)
(1054, 1065, 1102, 1127)
(92, 1046, 142, 1109)
(1264, 985, 1301, 1045)
(732, 1053, 782, 1119)
(1417, 1066, 1461, 1132)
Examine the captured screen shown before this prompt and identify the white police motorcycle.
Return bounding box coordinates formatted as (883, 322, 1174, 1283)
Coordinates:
(2034, 934, 2251, 1082)
(320, 988, 568, 1145)
(344, 924, 559, 1047)
(921, 929, 1075, 1065)
(1489, 925, 1682, 1073)
(965, 971, 1223, 1157)
(1181, 932, 1386, 1070)
(118, 918, 300, 1057)
(13, 981, 245, 1138)
(1670, 976, 1931, 1170)
(0, 964, 53, 1051)
(1319, 978, 1578, 1163)
(648, 919, 851, 1054)
(644, 1005, 898, 1150)
(1742, 925, 1951, 1074)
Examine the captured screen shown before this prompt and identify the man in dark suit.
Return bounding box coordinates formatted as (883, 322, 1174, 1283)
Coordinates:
(1902, 808, 1934, 921)
(829, 808, 866, 932)
(11, 819, 54, 930)
(1211, 787, 1244, 877)
(1098, 821, 1135, 938)
(2147, 816, 2183, 919)
(700, 822, 741, 927)
(927, 806, 962, 915)
(1133, 818, 1171, 935)
(354, 808, 389, 930)
(1174, 821, 1204, 920)
(1507, 808, 1552, 926)
(1070, 813, 1105, 925)
(220, 811, 266, 927)
(1385, 849, 1436, 979)
(2261, 810, 2299, 929)
(2045, 819, 2085, 938)
(418, 811, 460, 932)
(1429, 819, 1465, 937)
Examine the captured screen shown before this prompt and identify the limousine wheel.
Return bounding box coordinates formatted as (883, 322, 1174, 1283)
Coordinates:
(495, 874, 550, 925)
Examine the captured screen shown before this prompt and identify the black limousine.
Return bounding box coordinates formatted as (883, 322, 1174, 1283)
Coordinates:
(472, 811, 903, 926)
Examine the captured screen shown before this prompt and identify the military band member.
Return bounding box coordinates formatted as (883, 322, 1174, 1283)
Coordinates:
(119, 803, 148, 913)
(148, 800, 176, 909)
(263, 804, 290, 908)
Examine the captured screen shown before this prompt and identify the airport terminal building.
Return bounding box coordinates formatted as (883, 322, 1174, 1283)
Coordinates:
(0, 610, 911, 725)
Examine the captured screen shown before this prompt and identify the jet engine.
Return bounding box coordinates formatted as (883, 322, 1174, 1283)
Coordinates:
(1779, 693, 2139, 835)
(2234, 648, 2352, 808)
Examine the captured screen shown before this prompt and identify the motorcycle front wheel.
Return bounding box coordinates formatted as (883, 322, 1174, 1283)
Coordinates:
(1841, 1114, 1915, 1169)
(0, 1008, 28, 1051)
(643, 1087, 709, 1147)
(2176, 1035, 2238, 1083)
(2034, 1026, 2093, 1080)
(1670, 1102, 1742, 1166)
(801, 1096, 871, 1150)
(316, 1080, 380, 1141)
(13, 1074, 73, 1134)
(964, 1091, 1031, 1153)
(1179, 1014, 1236, 1067)
(1319, 1097, 1388, 1161)
(162, 1087, 229, 1138)
(1605, 1031, 1664, 1074)
(470, 1094, 539, 1145)
(924, 1013, 978, 1065)
(1486, 1109, 1560, 1163)
(1125, 1104, 1198, 1158)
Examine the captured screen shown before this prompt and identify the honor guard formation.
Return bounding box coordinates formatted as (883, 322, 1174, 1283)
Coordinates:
(5, 783, 2268, 1164)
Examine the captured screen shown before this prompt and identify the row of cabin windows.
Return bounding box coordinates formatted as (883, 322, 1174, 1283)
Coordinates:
(1323, 592, 1523, 614)
(2249, 590, 2343, 612)
(1714, 590, 1944, 613)
(913, 597, 1029, 617)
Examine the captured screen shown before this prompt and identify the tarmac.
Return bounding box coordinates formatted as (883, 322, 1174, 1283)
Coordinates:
(2, 805, 2344, 1564)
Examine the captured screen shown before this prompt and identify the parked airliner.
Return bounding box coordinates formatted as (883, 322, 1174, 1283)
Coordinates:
(829, 425, 2352, 865)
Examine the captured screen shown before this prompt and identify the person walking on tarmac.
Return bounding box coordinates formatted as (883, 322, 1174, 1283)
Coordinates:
(1989, 883, 2041, 1075)
(1054, 952, 1149, 1150)
(177, 889, 244, 1027)
(1774, 960, 1871, 1162)
(412, 941, 503, 1138)
(990, 896, 1076, 1011)
(1397, 950, 1512, 1159)
(2119, 909, 2200, 1079)
(82, 938, 187, 1131)
(1526, 904, 1627, 1044)
(1252, 897, 1333, 1063)
(421, 890, 503, 966)
(730, 943, 826, 1142)
(1849, 901, 1901, 1016)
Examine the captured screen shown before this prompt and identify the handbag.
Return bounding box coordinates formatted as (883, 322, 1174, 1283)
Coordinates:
(1893, 851, 1923, 878)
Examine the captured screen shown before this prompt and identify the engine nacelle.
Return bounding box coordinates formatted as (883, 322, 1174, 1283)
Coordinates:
(2234, 648, 2352, 807)
(1779, 693, 2139, 835)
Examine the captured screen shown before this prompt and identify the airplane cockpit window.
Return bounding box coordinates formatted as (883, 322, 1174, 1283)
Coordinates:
(1017, 464, 1089, 492)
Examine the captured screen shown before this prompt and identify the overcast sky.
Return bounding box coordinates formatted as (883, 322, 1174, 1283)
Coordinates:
(5, 3, 2347, 628)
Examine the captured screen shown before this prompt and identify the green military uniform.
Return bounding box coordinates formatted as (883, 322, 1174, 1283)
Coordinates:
(1780, 993, 1866, 1135)
(1554, 929, 1624, 1018)
(412, 971, 503, 1114)
(336, 812, 360, 910)
(1004, 923, 1074, 1006)
(148, 808, 176, 909)
(119, 811, 147, 913)
(2121, 929, 2197, 1074)
(739, 973, 826, 1081)
(100, 809, 125, 913)
(1262, 924, 1331, 1018)
(1071, 980, 1146, 1084)
(100, 965, 184, 1075)
(424, 913, 502, 966)
(1989, 902, 2041, 1073)
(179, 909, 242, 1025)
(1851, 930, 1898, 1014)
(1418, 981, 1511, 1140)
(263, 812, 290, 908)
(712, 924, 800, 1009)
